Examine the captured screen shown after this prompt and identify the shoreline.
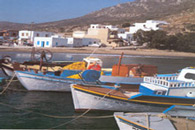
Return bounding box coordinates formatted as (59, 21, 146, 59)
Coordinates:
(0, 46, 195, 58)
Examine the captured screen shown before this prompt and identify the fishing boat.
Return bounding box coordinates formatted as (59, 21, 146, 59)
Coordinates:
(15, 56, 108, 92)
(0, 55, 73, 77)
(114, 112, 175, 130)
(99, 52, 157, 89)
(15, 69, 101, 92)
(163, 105, 195, 119)
(99, 64, 157, 90)
(71, 67, 195, 112)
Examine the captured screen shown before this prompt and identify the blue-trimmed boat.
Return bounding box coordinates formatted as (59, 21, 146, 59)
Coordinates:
(15, 69, 101, 92)
(163, 105, 195, 119)
(71, 67, 195, 112)
(114, 112, 175, 130)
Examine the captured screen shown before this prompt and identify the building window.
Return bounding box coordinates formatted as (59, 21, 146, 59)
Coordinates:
(45, 34, 49, 37)
(22, 33, 24, 36)
(36, 33, 39, 37)
(37, 41, 40, 45)
(26, 33, 28, 36)
(46, 41, 49, 46)
(56, 42, 58, 46)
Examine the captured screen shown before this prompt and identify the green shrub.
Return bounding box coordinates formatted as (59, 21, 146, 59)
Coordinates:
(133, 30, 195, 52)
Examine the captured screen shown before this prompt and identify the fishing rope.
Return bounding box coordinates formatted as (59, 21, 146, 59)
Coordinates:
(0, 102, 113, 119)
(50, 86, 120, 129)
(5, 87, 28, 92)
(0, 73, 15, 95)
(5, 79, 18, 82)
(89, 47, 99, 57)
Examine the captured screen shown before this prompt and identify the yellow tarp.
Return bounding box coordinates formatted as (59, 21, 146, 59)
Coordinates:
(67, 73, 82, 79)
(62, 61, 86, 70)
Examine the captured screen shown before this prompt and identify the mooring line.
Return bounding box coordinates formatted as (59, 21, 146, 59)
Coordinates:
(0, 102, 113, 119)
(0, 73, 16, 95)
(89, 47, 99, 57)
(5, 79, 18, 82)
(50, 86, 120, 129)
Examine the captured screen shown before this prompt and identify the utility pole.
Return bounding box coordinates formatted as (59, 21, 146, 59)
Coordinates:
(30, 22, 34, 45)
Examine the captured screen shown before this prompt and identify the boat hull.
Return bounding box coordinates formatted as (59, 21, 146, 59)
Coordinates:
(15, 71, 84, 92)
(99, 75, 143, 85)
(71, 84, 195, 112)
(71, 85, 168, 112)
(114, 112, 175, 130)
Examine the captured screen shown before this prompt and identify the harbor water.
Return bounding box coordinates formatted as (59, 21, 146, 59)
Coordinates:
(0, 52, 195, 129)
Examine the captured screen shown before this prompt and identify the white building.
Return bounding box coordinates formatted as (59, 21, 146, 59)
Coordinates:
(118, 32, 132, 43)
(66, 38, 83, 47)
(73, 31, 86, 38)
(82, 38, 100, 46)
(90, 24, 125, 34)
(18, 30, 54, 45)
(34, 36, 67, 47)
(117, 20, 168, 44)
(129, 20, 168, 34)
(66, 37, 100, 47)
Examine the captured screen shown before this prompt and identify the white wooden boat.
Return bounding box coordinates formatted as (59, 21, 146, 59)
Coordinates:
(15, 69, 100, 92)
(163, 105, 195, 119)
(71, 67, 195, 112)
(114, 112, 175, 130)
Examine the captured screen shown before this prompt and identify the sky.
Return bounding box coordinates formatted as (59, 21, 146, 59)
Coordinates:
(0, 0, 134, 24)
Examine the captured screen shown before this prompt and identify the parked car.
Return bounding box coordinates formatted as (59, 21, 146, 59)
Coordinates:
(88, 43, 102, 47)
(23, 42, 33, 46)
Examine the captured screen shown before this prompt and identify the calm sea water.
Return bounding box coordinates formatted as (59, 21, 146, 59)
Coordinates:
(0, 52, 195, 129)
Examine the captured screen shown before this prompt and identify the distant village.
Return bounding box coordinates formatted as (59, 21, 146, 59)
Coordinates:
(0, 20, 167, 48)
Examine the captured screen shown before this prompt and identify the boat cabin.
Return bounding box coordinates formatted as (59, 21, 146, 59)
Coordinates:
(111, 64, 157, 77)
(83, 57, 103, 69)
(140, 67, 195, 97)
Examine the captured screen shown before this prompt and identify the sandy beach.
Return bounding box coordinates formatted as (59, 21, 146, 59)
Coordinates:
(0, 46, 195, 57)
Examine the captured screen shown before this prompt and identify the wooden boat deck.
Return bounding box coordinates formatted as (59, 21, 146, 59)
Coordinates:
(74, 84, 130, 99)
(73, 84, 195, 106)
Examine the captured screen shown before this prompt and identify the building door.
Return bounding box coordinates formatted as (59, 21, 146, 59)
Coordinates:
(41, 41, 45, 47)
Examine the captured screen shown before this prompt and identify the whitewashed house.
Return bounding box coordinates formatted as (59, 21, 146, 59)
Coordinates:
(82, 38, 100, 46)
(34, 35, 67, 47)
(117, 20, 168, 44)
(73, 31, 86, 38)
(90, 24, 125, 34)
(18, 30, 54, 45)
(117, 32, 132, 44)
(66, 38, 83, 47)
(129, 20, 168, 34)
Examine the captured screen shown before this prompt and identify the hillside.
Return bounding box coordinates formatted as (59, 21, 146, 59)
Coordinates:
(0, 21, 28, 30)
(0, 0, 194, 34)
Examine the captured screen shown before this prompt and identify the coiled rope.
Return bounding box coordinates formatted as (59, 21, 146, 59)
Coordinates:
(50, 86, 120, 129)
